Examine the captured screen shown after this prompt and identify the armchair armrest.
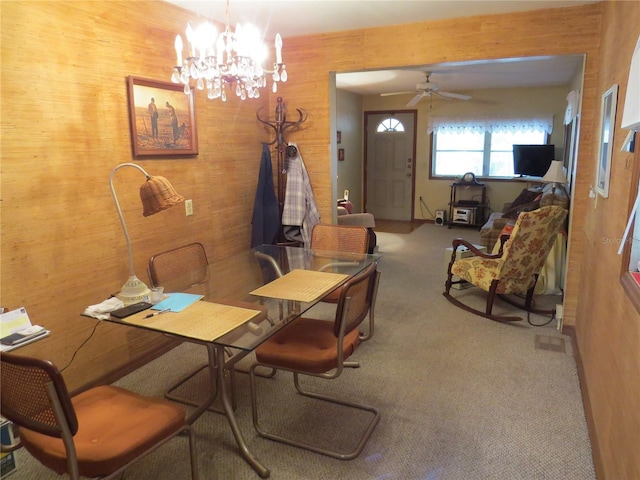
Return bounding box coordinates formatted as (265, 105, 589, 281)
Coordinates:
(446, 238, 503, 282)
(451, 238, 502, 259)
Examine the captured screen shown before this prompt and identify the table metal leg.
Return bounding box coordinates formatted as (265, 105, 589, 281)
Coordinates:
(213, 344, 270, 478)
(184, 344, 221, 425)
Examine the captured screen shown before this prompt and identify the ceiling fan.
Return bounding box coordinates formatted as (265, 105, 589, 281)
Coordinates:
(381, 72, 472, 106)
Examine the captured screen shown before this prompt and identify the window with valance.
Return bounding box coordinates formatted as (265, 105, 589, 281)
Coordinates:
(429, 116, 554, 178)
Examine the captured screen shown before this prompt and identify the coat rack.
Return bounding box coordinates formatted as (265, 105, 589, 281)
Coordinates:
(256, 97, 308, 222)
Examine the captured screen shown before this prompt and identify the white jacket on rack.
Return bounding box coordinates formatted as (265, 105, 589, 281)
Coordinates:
(282, 143, 320, 247)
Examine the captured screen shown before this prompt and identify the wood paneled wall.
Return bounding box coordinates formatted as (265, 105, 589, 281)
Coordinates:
(3, 1, 640, 477)
(1, 1, 272, 391)
(573, 3, 640, 479)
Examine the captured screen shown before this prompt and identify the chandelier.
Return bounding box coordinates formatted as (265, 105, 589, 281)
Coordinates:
(170, 0, 286, 101)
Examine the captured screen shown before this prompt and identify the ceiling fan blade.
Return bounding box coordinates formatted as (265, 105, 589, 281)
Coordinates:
(406, 92, 427, 107)
(437, 91, 472, 101)
(380, 91, 415, 97)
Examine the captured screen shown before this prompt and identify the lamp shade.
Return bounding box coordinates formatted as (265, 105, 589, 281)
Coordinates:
(140, 176, 185, 217)
(542, 161, 567, 184)
(110, 163, 184, 304)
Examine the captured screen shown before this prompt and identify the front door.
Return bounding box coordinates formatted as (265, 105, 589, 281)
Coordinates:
(365, 112, 416, 221)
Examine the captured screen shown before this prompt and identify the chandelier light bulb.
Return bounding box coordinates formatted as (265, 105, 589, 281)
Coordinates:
(185, 24, 195, 57)
(275, 34, 283, 64)
(174, 35, 183, 66)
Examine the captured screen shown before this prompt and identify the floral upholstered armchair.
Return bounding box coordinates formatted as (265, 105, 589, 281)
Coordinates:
(443, 206, 568, 323)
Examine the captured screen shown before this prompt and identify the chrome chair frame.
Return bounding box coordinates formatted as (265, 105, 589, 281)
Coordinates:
(0, 353, 199, 480)
(249, 263, 381, 460)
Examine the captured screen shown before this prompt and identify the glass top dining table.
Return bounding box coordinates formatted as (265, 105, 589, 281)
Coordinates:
(129, 244, 380, 350)
(104, 244, 380, 478)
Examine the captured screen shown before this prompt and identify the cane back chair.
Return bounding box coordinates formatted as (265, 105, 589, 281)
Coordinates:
(148, 242, 267, 411)
(0, 352, 199, 480)
(310, 223, 379, 341)
(249, 262, 381, 460)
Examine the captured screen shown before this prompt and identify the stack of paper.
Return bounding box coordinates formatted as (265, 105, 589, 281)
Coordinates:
(0, 308, 50, 352)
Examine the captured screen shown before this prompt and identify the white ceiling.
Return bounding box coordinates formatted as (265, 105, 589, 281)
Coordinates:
(164, 0, 593, 95)
(337, 56, 585, 96)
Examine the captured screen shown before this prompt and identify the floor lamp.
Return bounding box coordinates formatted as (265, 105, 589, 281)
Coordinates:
(110, 163, 184, 305)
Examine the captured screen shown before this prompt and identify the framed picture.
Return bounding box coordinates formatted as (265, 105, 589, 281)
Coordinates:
(595, 84, 618, 198)
(337, 131, 342, 144)
(338, 148, 345, 161)
(126, 76, 198, 157)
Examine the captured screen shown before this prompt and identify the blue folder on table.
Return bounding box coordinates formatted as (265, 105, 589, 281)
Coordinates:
(151, 293, 203, 312)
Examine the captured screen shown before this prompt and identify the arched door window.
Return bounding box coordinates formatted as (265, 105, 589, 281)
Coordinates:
(376, 118, 405, 133)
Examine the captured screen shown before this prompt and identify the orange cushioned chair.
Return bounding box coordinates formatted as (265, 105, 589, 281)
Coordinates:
(310, 223, 379, 341)
(0, 352, 199, 480)
(249, 262, 381, 460)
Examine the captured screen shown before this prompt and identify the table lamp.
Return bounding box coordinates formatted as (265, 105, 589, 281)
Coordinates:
(110, 163, 184, 305)
(542, 160, 569, 205)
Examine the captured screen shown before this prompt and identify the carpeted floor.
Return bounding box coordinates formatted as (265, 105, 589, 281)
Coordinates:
(373, 219, 422, 234)
(10, 224, 595, 479)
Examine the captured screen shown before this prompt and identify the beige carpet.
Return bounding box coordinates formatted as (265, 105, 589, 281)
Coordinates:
(10, 224, 595, 480)
(373, 219, 422, 234)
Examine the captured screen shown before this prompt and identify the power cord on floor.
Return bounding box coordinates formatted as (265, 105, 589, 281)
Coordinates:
(527, 310, 555, 327)
(419, 196, 436, 220)
(59, 321, 101, 372)
(512, 293, 557, 327)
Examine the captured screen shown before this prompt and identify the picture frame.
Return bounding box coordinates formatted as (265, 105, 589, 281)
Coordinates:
(595, 84, 618, 198)
(337, 131, 342, 144)
(338, 148, 345, 161)
(126, 76, 198, 157)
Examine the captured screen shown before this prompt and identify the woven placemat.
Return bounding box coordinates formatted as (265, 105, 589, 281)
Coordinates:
(122, 301, 263, 341)
(250, 269, 349, 303)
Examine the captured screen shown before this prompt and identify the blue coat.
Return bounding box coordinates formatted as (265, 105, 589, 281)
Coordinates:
(251, 144, 281, 247)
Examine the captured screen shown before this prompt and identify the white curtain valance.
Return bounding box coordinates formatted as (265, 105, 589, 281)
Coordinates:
(427, 115, 554, 135)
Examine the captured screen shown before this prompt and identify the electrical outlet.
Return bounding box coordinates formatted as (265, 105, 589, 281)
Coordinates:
(555, 303, 564, 331)
(185, 199, 193, 216)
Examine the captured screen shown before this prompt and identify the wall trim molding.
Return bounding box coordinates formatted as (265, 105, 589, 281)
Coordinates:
(562, 324, 603, 479)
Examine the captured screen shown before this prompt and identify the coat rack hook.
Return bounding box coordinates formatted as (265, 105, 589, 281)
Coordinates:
(256, 97, 307, 152)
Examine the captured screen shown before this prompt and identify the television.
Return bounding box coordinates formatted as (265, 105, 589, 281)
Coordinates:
(512, 144, 555, 178)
